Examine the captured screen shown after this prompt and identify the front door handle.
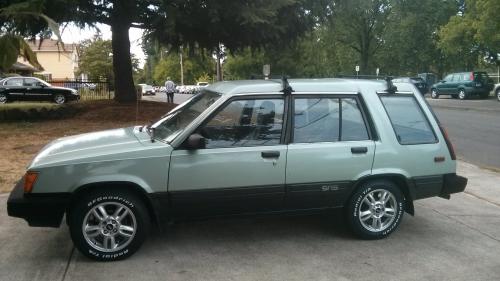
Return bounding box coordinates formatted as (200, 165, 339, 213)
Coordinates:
(351, 147, 368, 154)
(261, 151, 280, 158)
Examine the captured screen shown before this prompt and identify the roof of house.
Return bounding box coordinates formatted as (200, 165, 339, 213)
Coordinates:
(27, 39, 77, 52)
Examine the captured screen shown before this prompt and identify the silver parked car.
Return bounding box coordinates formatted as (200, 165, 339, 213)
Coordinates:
(8, 78, 467, 261)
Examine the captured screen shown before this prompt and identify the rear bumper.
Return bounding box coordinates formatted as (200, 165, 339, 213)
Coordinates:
(411, 173, 467, 200)
(7, 179, 69, 227)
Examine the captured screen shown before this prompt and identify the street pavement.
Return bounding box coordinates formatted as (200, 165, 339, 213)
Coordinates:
(1, 161, 500, 281)
(427, 96, 500, 169)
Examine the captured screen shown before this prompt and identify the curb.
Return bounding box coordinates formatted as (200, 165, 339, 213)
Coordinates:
(428, 103, 499, 113)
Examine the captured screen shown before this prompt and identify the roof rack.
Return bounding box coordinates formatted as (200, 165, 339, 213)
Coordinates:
(385, 76, 397, 94)
(280, 76, 294, 95)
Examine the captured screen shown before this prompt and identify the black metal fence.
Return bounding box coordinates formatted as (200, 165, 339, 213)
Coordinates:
(48, 79, 112, 100)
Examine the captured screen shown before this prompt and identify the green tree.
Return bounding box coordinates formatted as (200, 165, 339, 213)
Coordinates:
(438, 0, 500, 70)
(0, 0, 63, 72)
(152, 48, 214, 85)
(329, 0, 392, 74)
(76, 38, 113, 80)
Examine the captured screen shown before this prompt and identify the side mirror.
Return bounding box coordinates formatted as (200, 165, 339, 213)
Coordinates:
(185, 133, 206, 150)
(38, 83, 46, 87)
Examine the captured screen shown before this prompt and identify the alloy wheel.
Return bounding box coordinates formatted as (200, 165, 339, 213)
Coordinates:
(82, 202, 137, 253)
(54, 94, 66, 104)
(0, 93, 7, 104)
(458, 90, 466, 100)
(357, 189, 398, 232)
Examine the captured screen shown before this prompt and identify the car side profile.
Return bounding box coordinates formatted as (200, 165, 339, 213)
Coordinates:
(7, 78, 467, 261)
(0, 77, 80, 104)
(430, 71, 494, 100)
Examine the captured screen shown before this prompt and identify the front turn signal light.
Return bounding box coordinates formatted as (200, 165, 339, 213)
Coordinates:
(24, 171, 39, 193)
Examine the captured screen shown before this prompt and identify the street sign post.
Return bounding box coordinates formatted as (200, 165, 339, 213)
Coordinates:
(355, 65, 360, 78)
(376, 68, 380, 77)
(263, 64, 271, 79)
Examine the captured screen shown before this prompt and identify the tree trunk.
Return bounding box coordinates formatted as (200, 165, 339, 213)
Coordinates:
(111, 22, 136, 102)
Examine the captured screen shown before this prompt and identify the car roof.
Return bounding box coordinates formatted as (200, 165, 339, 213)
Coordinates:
(205, 78, 390, 96)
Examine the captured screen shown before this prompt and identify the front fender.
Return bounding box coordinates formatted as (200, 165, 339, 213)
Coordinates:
(72, 174, 154, 193)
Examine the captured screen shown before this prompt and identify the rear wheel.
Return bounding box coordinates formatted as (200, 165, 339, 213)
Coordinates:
(53, 93, 66, 104)
(346, 180, 405, 239)
(458, 89, 467, 100)
(69, 189, 151, 261)
(496, 89, 500, 102)
(0, 93, 7, 104)
(431, 89, 439, 99)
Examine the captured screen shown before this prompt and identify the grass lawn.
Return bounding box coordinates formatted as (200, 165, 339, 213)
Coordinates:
(0, 100, 176, 193)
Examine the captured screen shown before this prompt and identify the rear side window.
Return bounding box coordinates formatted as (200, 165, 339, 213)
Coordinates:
(380, 96, 437, 145)
(292, 97, 369, 143)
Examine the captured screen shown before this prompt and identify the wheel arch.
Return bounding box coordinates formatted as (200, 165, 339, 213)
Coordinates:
(66, 181, 161, 228)
(349, 174, 415, 215)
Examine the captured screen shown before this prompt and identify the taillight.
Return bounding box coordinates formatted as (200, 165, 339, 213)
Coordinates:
(439, 125, 456, 160)
(24, 171, 39, 193)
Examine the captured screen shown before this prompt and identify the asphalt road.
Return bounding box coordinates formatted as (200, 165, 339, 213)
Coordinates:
(427, 96, 500, 169)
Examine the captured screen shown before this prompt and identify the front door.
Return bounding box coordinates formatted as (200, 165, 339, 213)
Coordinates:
(23, 78, 45, 101)
(285, 95, 375, 209)
(169, 96, 287, 218)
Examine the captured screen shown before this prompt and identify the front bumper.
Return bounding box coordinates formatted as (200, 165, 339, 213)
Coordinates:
(7, 179, 69, 227)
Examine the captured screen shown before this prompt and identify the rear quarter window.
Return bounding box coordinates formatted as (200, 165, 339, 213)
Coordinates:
(380, 96, 437, 145)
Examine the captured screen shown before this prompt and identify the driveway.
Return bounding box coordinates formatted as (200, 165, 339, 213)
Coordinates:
(1, 161, 500, 281)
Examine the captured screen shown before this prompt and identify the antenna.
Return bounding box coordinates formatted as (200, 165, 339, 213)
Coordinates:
(280, 76, 294, 95)
(385, 76, 397, 94)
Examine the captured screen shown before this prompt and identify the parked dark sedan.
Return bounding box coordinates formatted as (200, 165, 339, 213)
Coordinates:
(0, 77, 80, 104)
(391, 77, 428, 95)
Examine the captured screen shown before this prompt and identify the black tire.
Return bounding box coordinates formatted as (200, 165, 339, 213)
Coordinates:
(0, 92, 8, 104)
(346, 180, 405, 240)
(69, 189, 151, 261)
(496, 89, 500, 102)
(458, 89, 467, 100)
(430, 89, 439, 99)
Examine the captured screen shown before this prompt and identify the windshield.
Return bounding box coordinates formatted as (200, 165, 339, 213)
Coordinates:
(151, 91, 221, 142)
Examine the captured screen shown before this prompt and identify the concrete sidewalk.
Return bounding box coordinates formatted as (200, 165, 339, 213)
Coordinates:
(1, 161, 499, 281)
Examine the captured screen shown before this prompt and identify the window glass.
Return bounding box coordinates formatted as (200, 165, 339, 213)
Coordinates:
(341, 98, 369, 141)
(24, 78, 39, 86)
(5, 78, 23, 86)
(294, 98, 340, 143)
(380, 96, 437, 145)
(153, 91, 221, 141)
(200, 99, 284, 148)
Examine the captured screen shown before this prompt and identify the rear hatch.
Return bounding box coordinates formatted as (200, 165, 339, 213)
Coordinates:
(473, 72, 494, 91)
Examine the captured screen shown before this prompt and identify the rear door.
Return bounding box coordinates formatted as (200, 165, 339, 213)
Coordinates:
(23, 78, 45, 101)
(3, 78, 25, 100)
(285, 95, 375, 209)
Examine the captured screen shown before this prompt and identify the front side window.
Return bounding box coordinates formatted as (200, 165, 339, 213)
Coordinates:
(24, 78, 39, 86)
(380, 96, 437, 145)
(152, 91, 221, 142)
(200, 98, 284, 148)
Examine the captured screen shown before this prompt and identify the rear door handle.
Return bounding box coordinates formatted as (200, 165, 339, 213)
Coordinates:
(351, 147, 368, 154)
(261, 151, 280, 158)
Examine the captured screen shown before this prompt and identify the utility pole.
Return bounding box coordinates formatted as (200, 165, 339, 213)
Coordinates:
(179, 47, 184, 85)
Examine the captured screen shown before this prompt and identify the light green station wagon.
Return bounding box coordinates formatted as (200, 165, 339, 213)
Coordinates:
(8, 78, 467, 261)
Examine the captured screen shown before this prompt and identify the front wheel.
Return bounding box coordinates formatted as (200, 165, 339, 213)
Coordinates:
(346, 180, 405, 239)
(69, 189, 151, 261)
(496, 89, 500, 102)
(431, 89, 439, 99)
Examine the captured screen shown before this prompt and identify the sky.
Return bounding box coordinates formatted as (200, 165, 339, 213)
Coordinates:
(59, 23, 146, 67)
